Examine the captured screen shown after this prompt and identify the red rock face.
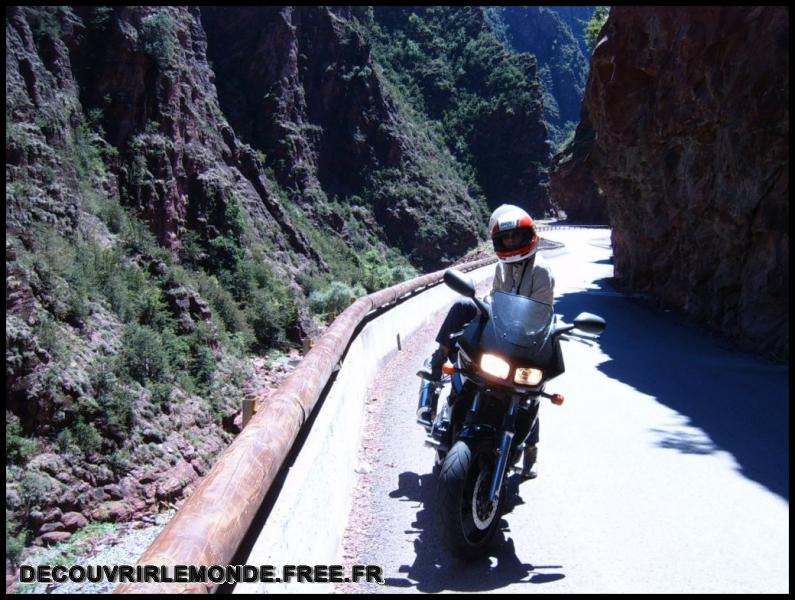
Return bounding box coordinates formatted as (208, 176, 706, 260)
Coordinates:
(584, 6, 788, 359)
(199, 7, 488, 268)
(67, 7, 319, 264)
(201, 7, 400, 198)
(548, 108, 609, 224)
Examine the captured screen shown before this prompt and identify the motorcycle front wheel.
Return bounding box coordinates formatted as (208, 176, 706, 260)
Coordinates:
(437, 439, 504, 559)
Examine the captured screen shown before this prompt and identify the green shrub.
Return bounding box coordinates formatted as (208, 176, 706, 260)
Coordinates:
(35, 313, 66, 361)
(74, 122, 103, 176)
(91, 6, 114, 30)
(247, 286, 296, 352)
(149, 382, 173, 409)
(189, 326, 216, 390)
(134, 286, 170, 329)
(29, 6, 66, 43)
(309, 281, 358, 318)
(360, 249, 394, 292)
(98, 386, 136, 431)
(98, 199, 126, 234)
(160, 327, 191, 374)
(66, 243, 162, 325)
(19, 471, 56, 510)
(56, 428, 75, 454)
(391, 263, 419, 284)
(208, 235, 244, 275)
(201, 193, 249, 275)
(89, 360, 116, 398)
(141, 11, 180, 70)
(121, 217, 164, 259)
(108, 448, 131, 473)
(179, 229, 206, 266)
(6, 416, 36, 465)
(220, 258, 270, 304)
(70, 417, 103, 456)
(6, 510, 26, 565)
(195, 273, 251, 339)
(584, 7, 610, 52)
(118, 324, 170, 385)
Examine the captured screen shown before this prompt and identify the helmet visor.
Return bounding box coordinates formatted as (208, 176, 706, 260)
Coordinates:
(493, 228, 535, 254)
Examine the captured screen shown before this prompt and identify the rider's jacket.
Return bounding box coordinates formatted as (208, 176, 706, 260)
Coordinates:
(491, 253, 554, 306)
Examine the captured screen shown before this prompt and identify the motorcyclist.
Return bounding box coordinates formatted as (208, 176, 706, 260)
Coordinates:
(418, 204, 554, 480)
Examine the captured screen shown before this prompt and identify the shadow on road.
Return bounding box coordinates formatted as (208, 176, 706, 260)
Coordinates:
(554, 278, 789, 501)
(383, 471, 565, 592)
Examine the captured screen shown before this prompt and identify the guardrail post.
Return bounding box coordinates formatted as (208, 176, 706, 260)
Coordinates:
(241, 398, 256, 429)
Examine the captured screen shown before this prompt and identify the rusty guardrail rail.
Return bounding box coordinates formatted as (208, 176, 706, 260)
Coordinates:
(115, 255, 498, 594)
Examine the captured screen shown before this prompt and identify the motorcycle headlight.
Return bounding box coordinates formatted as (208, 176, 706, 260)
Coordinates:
(514, 367, 543, 386)
(479, 353, 510, 380)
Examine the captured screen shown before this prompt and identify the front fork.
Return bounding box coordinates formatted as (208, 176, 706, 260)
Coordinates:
(416, 378, 440, 424)
(488, 396, 520, 504)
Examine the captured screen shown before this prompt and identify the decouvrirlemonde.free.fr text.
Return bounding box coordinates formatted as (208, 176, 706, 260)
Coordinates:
(19, 564, 385, 585)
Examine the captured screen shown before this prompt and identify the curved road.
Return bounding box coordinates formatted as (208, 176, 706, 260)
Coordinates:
(335, 228, 789, 594)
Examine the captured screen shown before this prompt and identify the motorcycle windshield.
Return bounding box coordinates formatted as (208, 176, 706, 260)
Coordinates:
(491, 291, 553, 349)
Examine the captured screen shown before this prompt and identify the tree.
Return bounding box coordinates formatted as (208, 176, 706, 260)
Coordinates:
(584, 7, 610, 53)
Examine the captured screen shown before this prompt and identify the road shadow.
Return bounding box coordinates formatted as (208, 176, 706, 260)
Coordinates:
(554, 278, 789, 500)
(383, 471, 565, 592)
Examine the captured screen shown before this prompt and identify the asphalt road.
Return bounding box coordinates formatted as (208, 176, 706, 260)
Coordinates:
(335, 228, 789, 594)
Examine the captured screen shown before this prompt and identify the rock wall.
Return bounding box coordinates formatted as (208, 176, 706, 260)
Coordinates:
(201, 7, 399, 199)
(584, 6, 788, 358)
(370, 6, 553, 216)
(200, 6, 487, 269)
(8, 7, 319, 275)
(548, 106, 608, 223)
(492, 6, 592, 145)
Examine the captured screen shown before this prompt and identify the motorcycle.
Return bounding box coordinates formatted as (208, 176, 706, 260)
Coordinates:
(416, 268, 606, 559)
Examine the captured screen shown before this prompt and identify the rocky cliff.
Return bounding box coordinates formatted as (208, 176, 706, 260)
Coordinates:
(486, 6, 593, 147)
(200, 7, 487, 269)
(577, 6, 789, 358)
(548, 106, 608, 224)
(6, 6, 300, 559)
(370, 6, 553, 216)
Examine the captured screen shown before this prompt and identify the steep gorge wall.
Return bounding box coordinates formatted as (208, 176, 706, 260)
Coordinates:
(6, 3, 330, 547)
(8, 6, 320, 286)
(548, 106, 608, 224)
(201, 7, 486, 269)
(370, 6, 553, 216)
(490, 6, 593, 146)
(577, 6, 789, 358)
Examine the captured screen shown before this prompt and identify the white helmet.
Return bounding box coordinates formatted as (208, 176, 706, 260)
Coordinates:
(488, 204, 539, 264)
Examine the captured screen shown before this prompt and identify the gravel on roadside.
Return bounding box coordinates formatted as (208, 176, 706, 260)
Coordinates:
(9, 509, 176, 595)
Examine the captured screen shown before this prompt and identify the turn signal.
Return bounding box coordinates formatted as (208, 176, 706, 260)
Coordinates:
(550, 394, 564, 406)
(442, 362, 455, 375)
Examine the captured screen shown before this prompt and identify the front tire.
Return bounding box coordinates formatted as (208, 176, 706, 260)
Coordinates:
(437, 439, 504, 559)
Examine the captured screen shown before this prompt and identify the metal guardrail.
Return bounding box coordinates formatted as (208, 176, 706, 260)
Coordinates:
(537, 223, 610, 231)
(115, 256, 498, 594)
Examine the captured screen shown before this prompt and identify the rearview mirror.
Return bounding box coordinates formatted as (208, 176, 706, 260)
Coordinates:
(573, 312, 606, 335)
(443, 269, 476, 298)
